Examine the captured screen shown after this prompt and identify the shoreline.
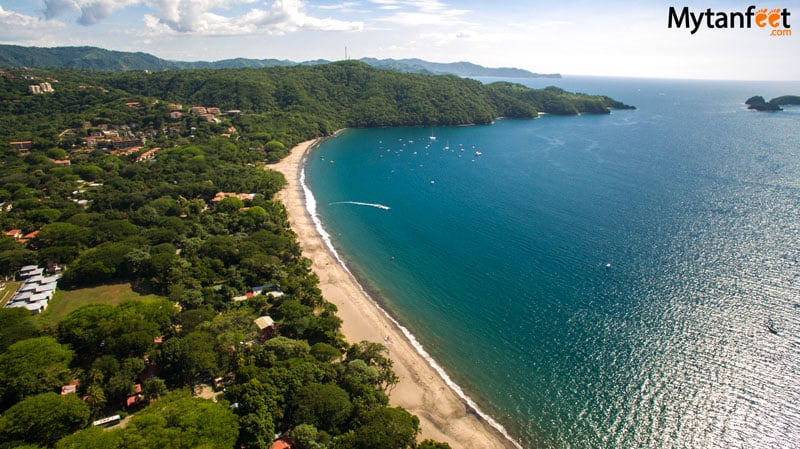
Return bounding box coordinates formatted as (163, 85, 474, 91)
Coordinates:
(270, 135, 521, 449)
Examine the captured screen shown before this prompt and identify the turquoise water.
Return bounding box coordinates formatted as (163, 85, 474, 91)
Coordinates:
(305, 77, 800, 449)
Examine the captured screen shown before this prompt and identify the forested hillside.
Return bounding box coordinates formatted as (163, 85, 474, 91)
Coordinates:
(98, 61, 631, 124)
(2, 61, 633, 152)
(0, 44, 557, 78)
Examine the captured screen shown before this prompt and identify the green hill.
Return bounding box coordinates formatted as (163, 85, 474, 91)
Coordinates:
(98, 61, 632, 123)
(357, 57, 559, 78)
(0, 44, 558, 78)
(0, 45, 178, 71)
(0, 61, 633, 152)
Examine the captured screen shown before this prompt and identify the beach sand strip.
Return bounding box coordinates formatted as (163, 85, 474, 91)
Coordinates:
(270, 138, 519, 449)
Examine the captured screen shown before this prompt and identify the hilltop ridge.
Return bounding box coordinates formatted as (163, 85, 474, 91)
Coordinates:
(0, 44, 559, 78)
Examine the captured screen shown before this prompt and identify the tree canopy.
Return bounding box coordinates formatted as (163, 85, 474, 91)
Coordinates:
(0, 392, 90, 446)
(0, 337, 74, 409)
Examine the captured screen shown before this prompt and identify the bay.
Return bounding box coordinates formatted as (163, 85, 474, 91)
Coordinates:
(305, 77, 800, 449)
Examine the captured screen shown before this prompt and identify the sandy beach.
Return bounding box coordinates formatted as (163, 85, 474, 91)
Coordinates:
(270, 137, 520, 449)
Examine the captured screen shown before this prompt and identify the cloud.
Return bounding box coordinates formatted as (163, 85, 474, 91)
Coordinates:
(0, 5, 66, 41)
(43, 0, 78, 20)
(316, 2, 360, 10)
(369, 0, 470, 26)
(36, 0, 363, 34)
(43, 0, 140, 25)
(142, 0, 363, 35)
(78, 0, 139, 25)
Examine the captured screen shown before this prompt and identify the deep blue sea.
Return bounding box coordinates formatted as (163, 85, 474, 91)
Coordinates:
(304, 77, 800, 449)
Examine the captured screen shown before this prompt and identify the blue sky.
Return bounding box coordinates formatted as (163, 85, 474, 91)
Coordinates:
(0, 0, 797, 80)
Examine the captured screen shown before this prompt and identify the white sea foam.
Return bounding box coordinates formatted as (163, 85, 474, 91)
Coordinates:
(329, 201, 391, 210)
(299, 145, 523, 449)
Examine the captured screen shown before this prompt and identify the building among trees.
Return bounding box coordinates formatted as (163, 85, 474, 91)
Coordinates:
(4, 265, 59, 314)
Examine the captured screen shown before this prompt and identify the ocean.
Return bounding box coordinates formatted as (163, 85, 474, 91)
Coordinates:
(304, 76, 800, 449)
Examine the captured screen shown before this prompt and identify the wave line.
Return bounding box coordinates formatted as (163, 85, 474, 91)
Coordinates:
(300, 149, 522, 449)
(329, 201, 391, 211)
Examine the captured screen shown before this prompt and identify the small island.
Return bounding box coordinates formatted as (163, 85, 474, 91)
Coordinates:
(745, 95, 800, 112)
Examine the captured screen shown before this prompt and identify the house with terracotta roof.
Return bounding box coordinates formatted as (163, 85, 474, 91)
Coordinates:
(22, 230, 39, 240)
(112, 146, 142, 156)
(4, 229, 23, 240)
(126, 384, 143, 408)
(136, 147, 160, 163)
(10, 141, 32, 156)
(9, 141, 32, 149)
(199, 113, 220, 123)
(269, 439, 291, 449)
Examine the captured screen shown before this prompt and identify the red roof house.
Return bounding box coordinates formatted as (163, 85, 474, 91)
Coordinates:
(269, 440, 291, 449)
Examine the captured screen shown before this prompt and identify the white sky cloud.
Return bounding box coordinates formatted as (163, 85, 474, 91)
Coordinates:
(144, 0, 364, 35)
(0, 5, 66, 41)
(369, 0, 469, 26)
(43, 0, 141, 25)
(42, 0, 77, 19)
(316, 1, 359, 10)
(376, 10, 466, 26)
(38, 0, 363, 34)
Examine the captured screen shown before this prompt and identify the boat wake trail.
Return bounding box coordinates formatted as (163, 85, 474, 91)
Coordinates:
(329, 201, 391, 211)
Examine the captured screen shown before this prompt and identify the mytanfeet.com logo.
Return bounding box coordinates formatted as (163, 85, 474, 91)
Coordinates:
(668, 5, 791, 37)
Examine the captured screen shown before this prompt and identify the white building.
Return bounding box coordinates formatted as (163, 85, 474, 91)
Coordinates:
(5, 267, 59, 314)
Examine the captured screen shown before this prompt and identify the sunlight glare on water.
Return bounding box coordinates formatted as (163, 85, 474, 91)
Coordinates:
(306, 77, 800, 448)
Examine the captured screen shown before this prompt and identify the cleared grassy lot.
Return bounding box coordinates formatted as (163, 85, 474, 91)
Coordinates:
(37, 283, 167, 328)
(0, 281, 22, 307)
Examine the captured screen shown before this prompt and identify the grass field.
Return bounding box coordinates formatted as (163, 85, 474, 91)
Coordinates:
(37, 283, 167, 328)
(0, 281, 22, 307)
